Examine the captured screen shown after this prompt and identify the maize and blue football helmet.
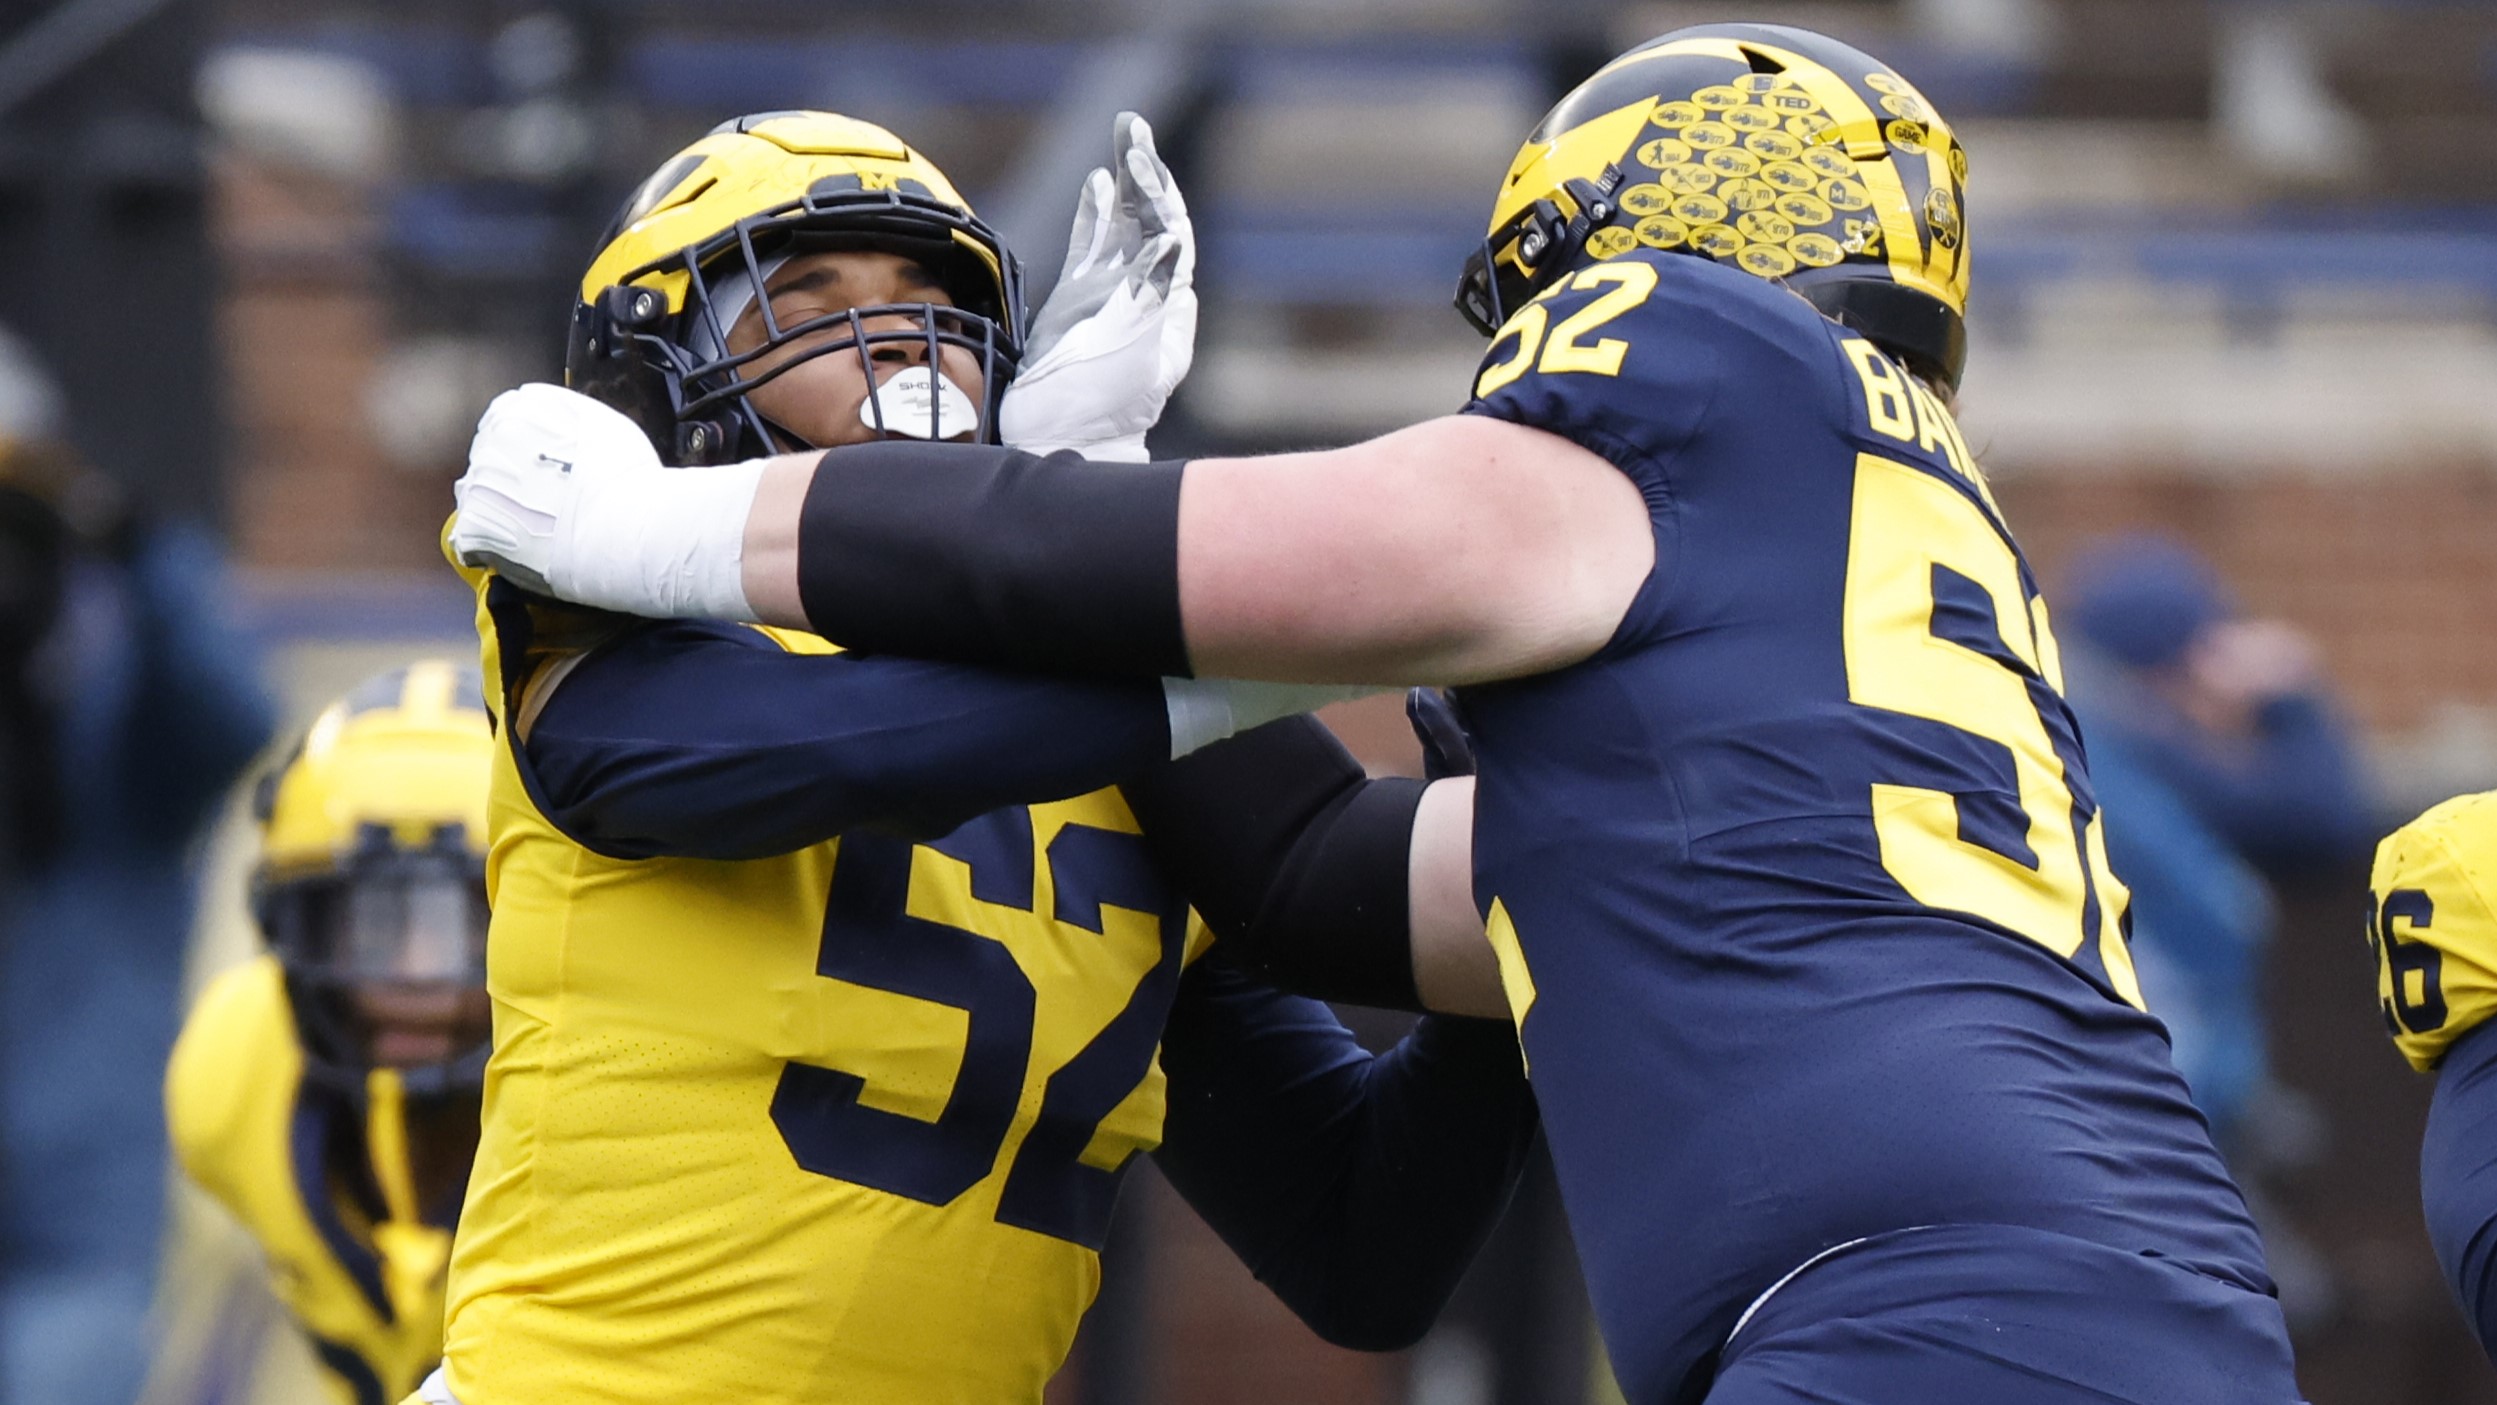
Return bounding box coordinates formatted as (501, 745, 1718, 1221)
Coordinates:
(567, 111, 1027, 464)
(1457, 24, 1972, 391)
(251, 660, 493, 1098)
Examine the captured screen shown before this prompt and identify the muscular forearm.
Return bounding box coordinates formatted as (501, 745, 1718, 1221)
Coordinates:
(735, 418, 1651, 685)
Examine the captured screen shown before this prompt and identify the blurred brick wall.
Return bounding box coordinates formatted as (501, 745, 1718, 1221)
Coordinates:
(1997, 463, 2497, 737)
(217, 154, 449, 573)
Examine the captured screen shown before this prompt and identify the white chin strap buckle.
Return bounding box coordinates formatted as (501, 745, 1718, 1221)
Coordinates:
(862, 366, 981, 441)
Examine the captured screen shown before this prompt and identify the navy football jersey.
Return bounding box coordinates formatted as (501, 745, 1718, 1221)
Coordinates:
(1459, 251, 2271, 1402)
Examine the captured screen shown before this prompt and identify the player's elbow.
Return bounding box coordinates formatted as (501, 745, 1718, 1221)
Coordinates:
(1397, 418, 1654, 683)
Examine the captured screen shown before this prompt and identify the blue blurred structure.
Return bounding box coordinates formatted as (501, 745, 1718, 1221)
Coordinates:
(2063, 534, 2371, 1146)
(0, 338, 274, 1405)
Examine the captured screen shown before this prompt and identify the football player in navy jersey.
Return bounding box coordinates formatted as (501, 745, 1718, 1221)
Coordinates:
(454, 27, 2304, 1404)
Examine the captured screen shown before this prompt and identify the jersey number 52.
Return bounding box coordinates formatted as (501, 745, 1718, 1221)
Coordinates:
(769, 818, 1186, 1251)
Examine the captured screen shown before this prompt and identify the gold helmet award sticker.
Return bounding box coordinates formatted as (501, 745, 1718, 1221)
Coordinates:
(1763, 162, 1820, 193)
(1692, 224, 1747, 257)
(1618, 183, 1674, 216)
(1657, 164, 1717, 195)
(1704, 148, 1764, 179)
(1745, 130, 1804, 162)
(1737, 210, 1796, 244)
(1738, 245, 1798, 278)
(1586, 226, 1639, 260)
(1673, 192, 1730, 225)
(1789, 232, 1845, 267)
(1634, 214, 1689, 249)
(1775, 192, 1834, 226)
(1719, 179, 1782, 212)
(1637, 137, 1693, 170)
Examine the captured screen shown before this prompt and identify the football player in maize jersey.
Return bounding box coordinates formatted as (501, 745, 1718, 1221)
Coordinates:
(454, 27, 2314, 1403)
(167, 661, 492, 1404)
(430, 112, 1532, 1404)
(2368, 793, 2497, 1365)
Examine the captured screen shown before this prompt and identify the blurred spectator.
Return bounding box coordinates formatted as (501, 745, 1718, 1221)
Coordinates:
(0, 327, 274, 1405)
(2063, 533, 2371, 1149)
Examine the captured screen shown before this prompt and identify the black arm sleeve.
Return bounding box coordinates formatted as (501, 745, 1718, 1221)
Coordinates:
(1123, 716, 1427, 1011)
(2424, 1018, 2497, 1365)
(520, 619, 1171, 860)
(798, 440, 1191, 677)
(1152, 960, 1537, 1351)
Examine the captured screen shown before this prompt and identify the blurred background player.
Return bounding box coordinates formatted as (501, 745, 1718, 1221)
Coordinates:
(433, 111, 1531, 1405)
(164, 660, 489, 1405)
(2058, 533, 2372, 1323)
(0, 323, 274, 1405)
(2368, 793, 2497, 1370)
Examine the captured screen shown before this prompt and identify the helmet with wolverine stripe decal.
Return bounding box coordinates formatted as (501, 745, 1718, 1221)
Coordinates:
(1456, 24, 1970, 391)
(569, 111, 1027, 464)
(251, 660, 493, 1098)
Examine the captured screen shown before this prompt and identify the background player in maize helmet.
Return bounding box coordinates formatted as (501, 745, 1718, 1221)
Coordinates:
(165, 661, 491, 1404)
(456, 25, 2311, 1402)
(2367, 795, 2497, 1367)
(429, 111, 1529, 1404)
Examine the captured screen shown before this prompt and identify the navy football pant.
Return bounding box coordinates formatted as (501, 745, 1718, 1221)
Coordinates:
(1706, 1222, 2303, 1404)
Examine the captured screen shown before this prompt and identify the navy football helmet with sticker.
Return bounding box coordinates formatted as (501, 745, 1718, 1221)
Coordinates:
(1456, 25, 1970, 390)
(568, 111, 1028, 463)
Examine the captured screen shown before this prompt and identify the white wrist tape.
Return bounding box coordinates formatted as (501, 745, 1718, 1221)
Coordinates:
(556, 458, 765, 622)
(1015, 433, 1151, 464)
(1160, 678, 1386, 759)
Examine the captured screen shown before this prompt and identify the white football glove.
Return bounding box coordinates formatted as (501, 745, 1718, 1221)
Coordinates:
(998, 111, 1197, 464)
(450, 382, 763, 620)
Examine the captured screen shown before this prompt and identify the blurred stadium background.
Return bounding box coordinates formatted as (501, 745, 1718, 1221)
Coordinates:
(2, 0, 2495, 1401)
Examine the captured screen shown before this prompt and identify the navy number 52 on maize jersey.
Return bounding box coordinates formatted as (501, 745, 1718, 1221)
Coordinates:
(769, 810, 1188, 1250)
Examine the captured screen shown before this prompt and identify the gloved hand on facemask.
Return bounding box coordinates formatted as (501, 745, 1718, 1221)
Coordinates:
(998, 111, 1197, 464)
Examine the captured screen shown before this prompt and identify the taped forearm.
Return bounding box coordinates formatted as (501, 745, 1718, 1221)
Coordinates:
(796, 440, 1191, 676)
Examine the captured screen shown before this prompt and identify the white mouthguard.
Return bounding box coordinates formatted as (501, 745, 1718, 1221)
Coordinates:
(861, 366, 981, 441)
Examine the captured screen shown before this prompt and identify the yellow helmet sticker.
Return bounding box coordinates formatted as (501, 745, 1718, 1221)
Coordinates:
(1495, 32, 1970, 317)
